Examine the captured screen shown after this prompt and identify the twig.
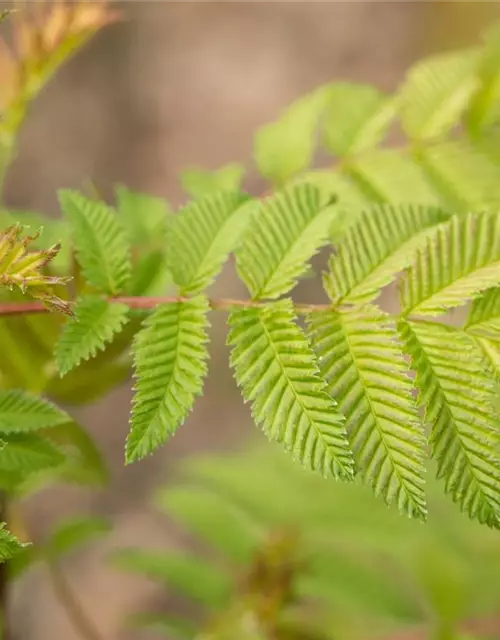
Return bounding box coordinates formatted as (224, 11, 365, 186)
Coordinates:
(0, 296, 334, 317)
(47, 559, 105, 640)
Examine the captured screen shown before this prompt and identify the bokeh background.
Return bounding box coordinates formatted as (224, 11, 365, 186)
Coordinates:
(3, 2, 500, 638)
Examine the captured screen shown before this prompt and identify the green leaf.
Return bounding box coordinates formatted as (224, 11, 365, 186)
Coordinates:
(181, 163, 245, 199)
(0, 390, 70, 434)
(323, 83, 395, 156)
(346, 149, 443, 207)
(115, 185, 170, 248)
(0, 434, 65, 475)
(254, 85, 331, 185)
(0, 524, 27, 563)
(55, 297, 129, 376)
(398, 48, 480, 141)
(157, 485, 263, 563)
(324, 204, 449, 306)
(416, 140, 500, 212)
(465, 287, 500, 343)
(36, 421, 108, 488)
(464, 288, 500, 385)
(112, 548, 230, 608)
(308, 306, 427, 519)
(228, 299, 354, 480)
(46, 360, 132, 407)
(166, 191, 253, 295)
(127, 296, 210, 463)
(48, 516, 111, 558)
(400, 320, 500, 527)
(400, 212, 500, 317)
(59, 189, 132, 294)
(127, 249, 172, 297)
(8, 545, 41, 578)
(468, 24, 500, 134)
(236, 183, 336, 300)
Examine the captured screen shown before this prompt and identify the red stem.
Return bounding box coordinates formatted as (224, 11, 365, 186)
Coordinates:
(0, 296, 333, 317)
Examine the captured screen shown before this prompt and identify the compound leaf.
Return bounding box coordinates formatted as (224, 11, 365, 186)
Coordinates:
(228, 299, 354, 480)
(127, 296, 210, 463)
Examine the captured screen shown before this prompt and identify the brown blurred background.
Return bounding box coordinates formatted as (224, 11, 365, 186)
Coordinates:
(4, 2, 500, 638)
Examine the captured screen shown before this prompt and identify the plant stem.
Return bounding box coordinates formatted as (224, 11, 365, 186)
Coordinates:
(47, 559, 105, 640)
(0, 296, 334, 317)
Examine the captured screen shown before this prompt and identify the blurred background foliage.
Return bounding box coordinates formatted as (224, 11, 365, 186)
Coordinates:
(0, 2, 500, 640)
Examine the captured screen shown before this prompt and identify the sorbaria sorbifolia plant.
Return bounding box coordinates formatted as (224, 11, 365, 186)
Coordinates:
(1, 0, 500, 590)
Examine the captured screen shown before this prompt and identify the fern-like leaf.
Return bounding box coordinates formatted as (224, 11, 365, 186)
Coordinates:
(324, 204, 449, 305)
(166, 191, 253, 295)
(401, 212, 500, 317)
(55, 297, 129, 376)
(236, 183, 336, 300)
(227, 299, 354, 480)
(400, 319, 500, 527)
(323, 83, 395, 156)
(398, 48, 480, 141)
(308, 306, 427, 519)
(0, 390, 70, 433)
(59, 190, 132, 295)
(126, 296, 210, 463)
